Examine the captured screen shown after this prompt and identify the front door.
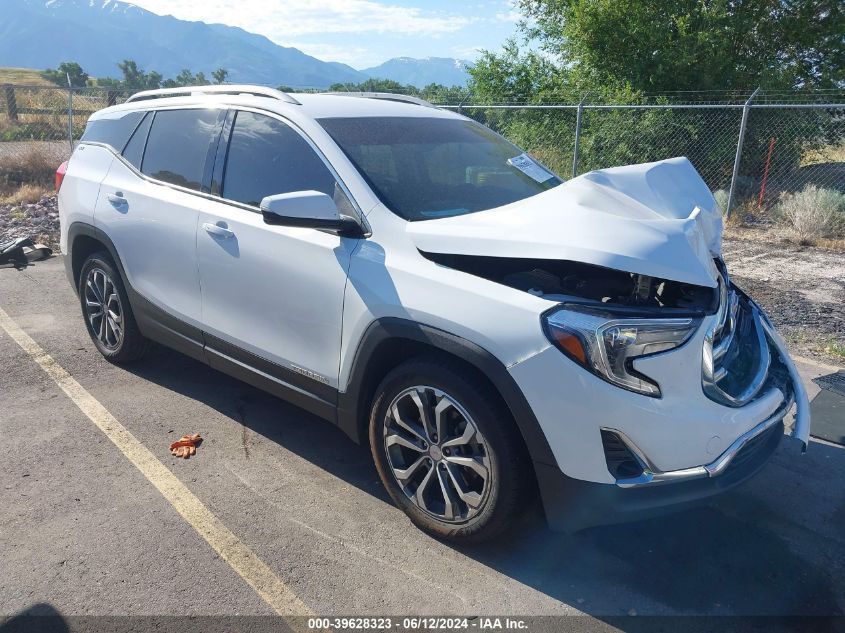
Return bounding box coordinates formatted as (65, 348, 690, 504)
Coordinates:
(197, 109, 359, 398)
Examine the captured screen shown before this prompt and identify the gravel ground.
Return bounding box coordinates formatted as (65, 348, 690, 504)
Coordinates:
(0, 194, 59, 248)
(722, 237, 845, 364)
(2, 194, 843, 364)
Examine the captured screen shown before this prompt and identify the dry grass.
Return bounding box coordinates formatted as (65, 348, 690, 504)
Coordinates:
(802, 141, 845, 167)
(0, 148, 57, 195)
(0, 67, 53, 86)
(724, 224, 845, 252)
(0, 183, 51, 205)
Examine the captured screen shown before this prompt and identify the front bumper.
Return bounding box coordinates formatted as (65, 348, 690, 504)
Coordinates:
(535, 410, 785, 532)
(605, 392, 794, 488)
(510, 294, 809, 532)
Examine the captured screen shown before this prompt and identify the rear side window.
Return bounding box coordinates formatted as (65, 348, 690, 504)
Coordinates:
(121, 112, 152, 169)
(141, 109, 221, 192)
(81, 111, 145, 152)
(221, 111, 341, 208)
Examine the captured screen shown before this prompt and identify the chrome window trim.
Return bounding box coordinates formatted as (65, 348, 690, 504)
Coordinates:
(80, 102, 371, 237)
(603, 392, 793, 488)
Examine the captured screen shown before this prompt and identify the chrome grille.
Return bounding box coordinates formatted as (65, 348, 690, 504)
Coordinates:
(702, 262, 771, 407)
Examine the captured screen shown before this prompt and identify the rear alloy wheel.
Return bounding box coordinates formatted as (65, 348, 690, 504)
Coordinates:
(78, 252, 148, 363)
(84, 266, 124, 351)
(370, 358, 531, 542)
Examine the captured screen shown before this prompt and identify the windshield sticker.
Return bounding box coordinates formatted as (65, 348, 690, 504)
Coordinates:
(507, 153, 555, 183)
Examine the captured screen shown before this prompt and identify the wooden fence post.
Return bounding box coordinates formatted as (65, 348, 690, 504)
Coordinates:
(3, 84, 18, 121)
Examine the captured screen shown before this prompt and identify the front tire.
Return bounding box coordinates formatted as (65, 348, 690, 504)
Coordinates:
(78, 252, 148, 363)
(369, 357, 531, 542)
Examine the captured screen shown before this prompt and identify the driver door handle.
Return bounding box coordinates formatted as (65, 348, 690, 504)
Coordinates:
(203, 222, 235, 239)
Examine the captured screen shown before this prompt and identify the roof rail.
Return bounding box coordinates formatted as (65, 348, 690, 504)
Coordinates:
(126, 85, 301, 105)
(322, 92, 437, 108)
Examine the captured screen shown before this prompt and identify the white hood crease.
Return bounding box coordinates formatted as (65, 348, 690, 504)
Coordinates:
(408, 157, 724, 288)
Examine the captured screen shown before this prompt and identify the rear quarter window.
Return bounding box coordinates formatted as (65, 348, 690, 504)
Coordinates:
(141, 109, 222, 192)
(121, 112, 152, 169)
(81, 110, 145, 152)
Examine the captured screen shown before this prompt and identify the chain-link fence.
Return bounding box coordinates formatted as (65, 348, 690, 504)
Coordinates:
(2, 84, 843, 218)
(447, 98, 844, 218)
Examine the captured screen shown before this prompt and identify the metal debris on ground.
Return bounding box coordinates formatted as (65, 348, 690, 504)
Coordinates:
(0, 236, 52, 269)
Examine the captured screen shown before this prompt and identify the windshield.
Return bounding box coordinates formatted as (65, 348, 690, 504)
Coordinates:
(318, 116, 562, 221)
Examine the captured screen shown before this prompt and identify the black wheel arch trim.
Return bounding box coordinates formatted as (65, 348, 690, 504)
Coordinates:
(337, 317, 558, 468)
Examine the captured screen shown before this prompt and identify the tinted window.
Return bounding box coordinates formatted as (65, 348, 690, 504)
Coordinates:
(121, 112, 152, 169)
(319, 117, 561, 221)
(81, 111, 144, 152)
(142, 109, 220, 191)
(222, 111, 343, 209)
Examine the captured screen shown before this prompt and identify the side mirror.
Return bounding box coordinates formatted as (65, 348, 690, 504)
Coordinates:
(260, 190, 362, 237)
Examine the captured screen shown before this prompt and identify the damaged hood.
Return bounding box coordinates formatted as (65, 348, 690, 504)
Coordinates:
(407, 157, 723, 288)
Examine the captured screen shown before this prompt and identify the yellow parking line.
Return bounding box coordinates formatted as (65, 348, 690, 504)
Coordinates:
(0, 306, 313, 620)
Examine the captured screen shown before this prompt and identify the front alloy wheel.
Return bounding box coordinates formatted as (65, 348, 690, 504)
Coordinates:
(384, 386, 491, 522)
(370, 358, 531, 542)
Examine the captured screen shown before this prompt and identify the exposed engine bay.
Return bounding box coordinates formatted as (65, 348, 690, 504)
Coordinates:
(422, 252, 718, 313)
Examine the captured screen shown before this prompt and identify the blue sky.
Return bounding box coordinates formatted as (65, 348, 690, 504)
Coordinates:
(126, 0, 523, 69)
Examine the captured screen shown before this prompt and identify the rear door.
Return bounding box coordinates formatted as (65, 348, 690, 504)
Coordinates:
(196, 109, 360, 401)
(95, 107, 225, 346)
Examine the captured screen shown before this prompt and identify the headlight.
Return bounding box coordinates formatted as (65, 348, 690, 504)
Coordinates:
(542, 304, 700, 397)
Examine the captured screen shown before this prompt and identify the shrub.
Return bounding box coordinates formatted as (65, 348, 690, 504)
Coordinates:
(775, 185, 845, 242)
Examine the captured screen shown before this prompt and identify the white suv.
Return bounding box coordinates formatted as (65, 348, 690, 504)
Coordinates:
(58, 85, 810, 542)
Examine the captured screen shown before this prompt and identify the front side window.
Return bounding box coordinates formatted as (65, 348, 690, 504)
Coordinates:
(222, 110, 352, 213)
(318, 116, 562, 221)
(141, 109, 221, 191)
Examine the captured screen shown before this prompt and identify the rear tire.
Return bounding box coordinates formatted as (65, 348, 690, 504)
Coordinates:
(78, 252, 148, 363)
(369, 357, 531, 543)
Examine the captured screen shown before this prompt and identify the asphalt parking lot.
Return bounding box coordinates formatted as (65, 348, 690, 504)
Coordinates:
(1, 256, 844, 627)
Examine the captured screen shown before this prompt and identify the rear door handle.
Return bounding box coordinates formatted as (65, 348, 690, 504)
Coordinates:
(107, 192, 126, 206)
(203, 222, 235, 239)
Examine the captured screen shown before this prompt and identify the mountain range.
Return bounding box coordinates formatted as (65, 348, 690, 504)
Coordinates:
(0, 0, 471, 88)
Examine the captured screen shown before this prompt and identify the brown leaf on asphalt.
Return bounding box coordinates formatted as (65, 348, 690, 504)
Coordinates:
(169, 433, 202, 459)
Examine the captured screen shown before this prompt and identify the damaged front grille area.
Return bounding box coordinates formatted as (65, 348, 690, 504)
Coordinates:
(702, 261, 777, 407)
(421, 252, 718, 313)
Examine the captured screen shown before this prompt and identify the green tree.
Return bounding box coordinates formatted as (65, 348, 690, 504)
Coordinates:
(117, 60, 162, 90)
(212, 68, 229, 84)
(515, 0, 844, 92)
(328, 78, 418, 94)
(466, 0, 844, 191)
(41, 62, 89, 88)
(174, 69, 196, 86)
